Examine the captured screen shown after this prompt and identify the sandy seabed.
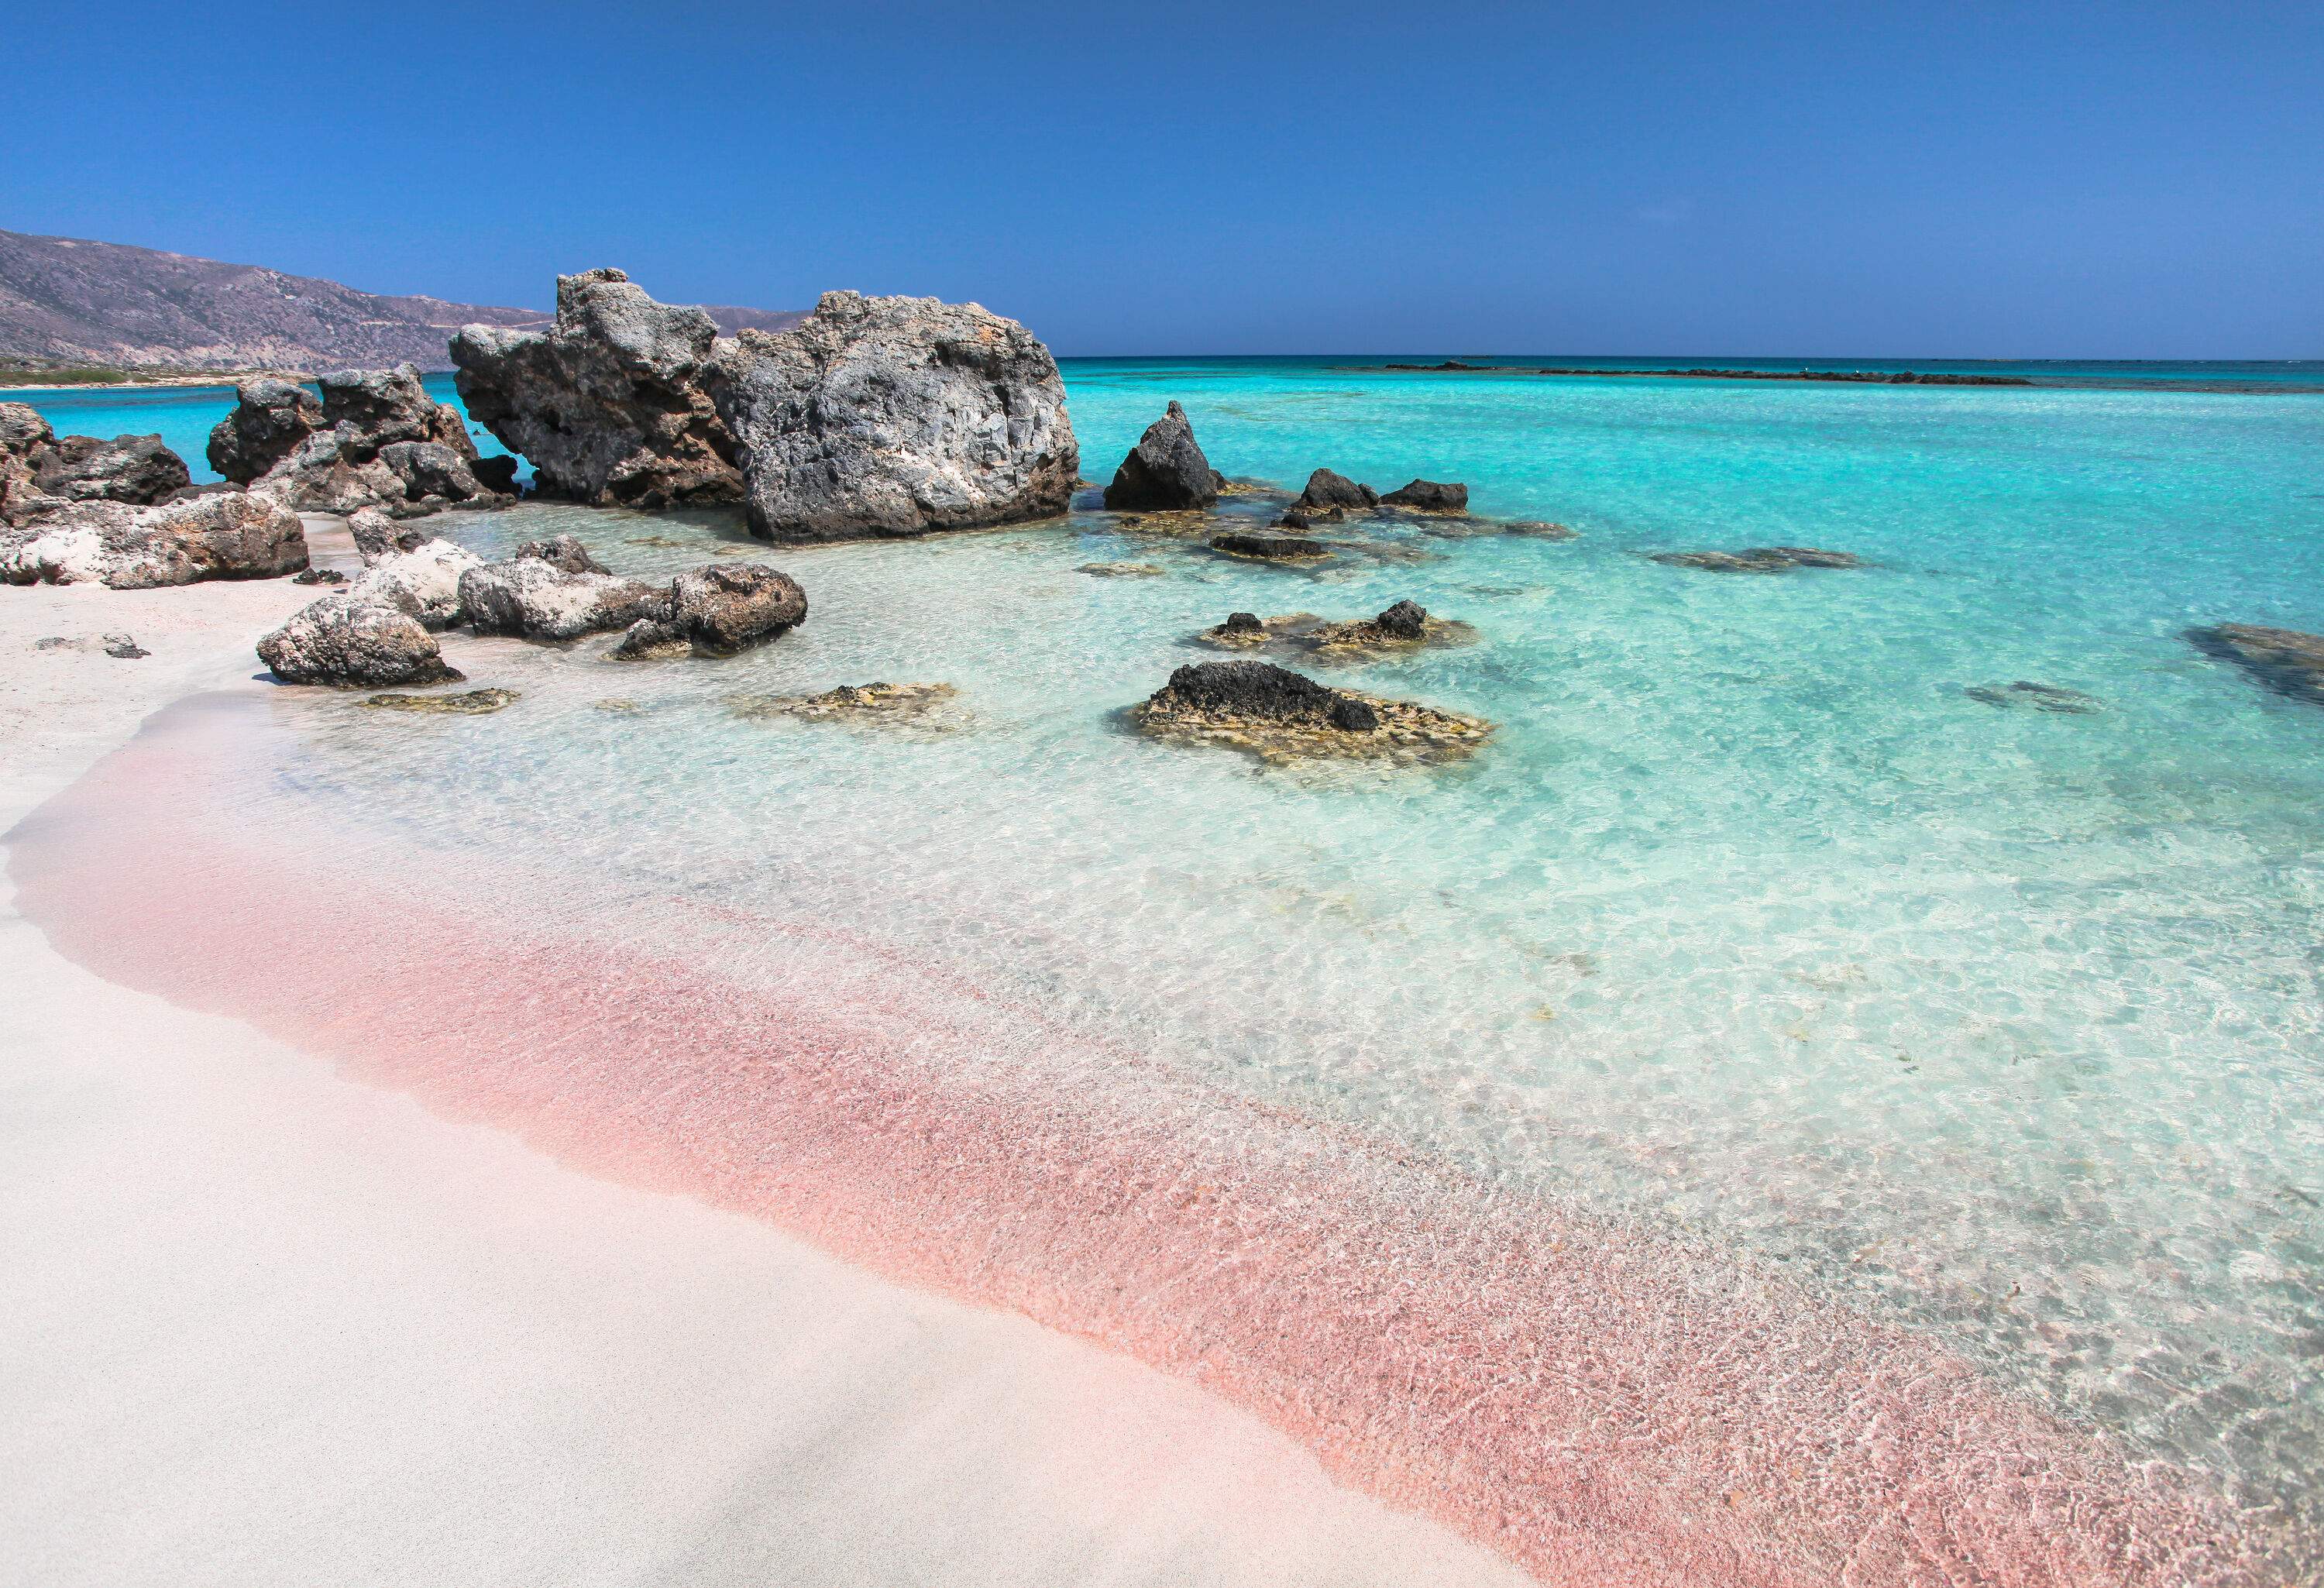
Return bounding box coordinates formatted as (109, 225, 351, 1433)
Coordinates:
(0, 541, 1527, 1588)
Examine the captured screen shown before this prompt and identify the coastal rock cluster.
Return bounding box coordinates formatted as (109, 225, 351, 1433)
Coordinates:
(1, 402, 190, 528)
(453, 273, 1080, 543)
(211, 365, 514, 518)
(257, 529, 810, 687)
(1198, 600, 1469, 656)
(1134, 660, 1493, 765)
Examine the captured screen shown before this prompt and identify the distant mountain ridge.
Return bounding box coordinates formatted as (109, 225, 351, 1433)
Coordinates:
(0, 229, 803, 373)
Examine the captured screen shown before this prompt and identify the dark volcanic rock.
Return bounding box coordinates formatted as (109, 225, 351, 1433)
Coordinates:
(1210, 531, 1329, 561)
(1222, 610, 1264, 634)
(452, 268, 743, 508)
(257, 595, 462, 686)
(710, 290, 1080, 541)
(207, 377, 323, 483)
(1295, 469, 1378, 511)
(1652, 546, 1863, 573)
(2187, 624, 2324, 706)
(1147, 661, 1380, 732)
(1104, 402, 1222, 511)
(32, 433, 190, 505)
(1379, 479, 1468, 512)
(1373, 599, 1428, 638)
(615, 562, 807, 658)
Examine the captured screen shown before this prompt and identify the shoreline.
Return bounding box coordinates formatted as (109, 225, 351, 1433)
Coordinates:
(0, 369, 438, 397)
(0, 558, 1530, 1585)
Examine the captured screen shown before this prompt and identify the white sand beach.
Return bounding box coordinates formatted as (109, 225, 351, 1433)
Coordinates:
(0, 547, 1528, 1588)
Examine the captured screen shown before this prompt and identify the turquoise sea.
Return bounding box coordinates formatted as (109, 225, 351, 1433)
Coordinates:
(11, 358, 2324, 1576)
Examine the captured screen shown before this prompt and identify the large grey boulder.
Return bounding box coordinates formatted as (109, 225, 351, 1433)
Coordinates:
(613, 562, 807, 658)
(1103, 401, 1222, 510)
(31, 433, 190, 505)
(258, 595, 462, 686)
(238, 365, 512, 518)
(207, 377, 325, 483)
(458, 537, 665, 640)
(707, 290, 1079, 542)
(2, 491, 308, 588)
(451, 268, 741, 508)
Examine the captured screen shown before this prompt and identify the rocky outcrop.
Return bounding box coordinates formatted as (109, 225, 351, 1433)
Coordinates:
(257, 595, 462, 686)
(31, 433, 190, 504)
(2, 491, 308, 587)
(348, 537, 483, 629)
(1296, 469, 1377, 511)
(362, 688, 515, 714)
(2187, 624, 2324, 707)
(1103, 401, 1221, 511)
(1133, 660, 1494, 764)
(1210, 531, 1329, 562)
(206, 377, 323, 482)
(710, 289, 1080, 541)
(1379, 479, 1467, 511)
(451, 268, 742, 508)
(1309, 599, 1431, 648)
(1652, 546, 1862, 572)
(235, 365, 512, 517)
(457, 538, 664, 641)
(613, 562, 806, 658)
(1, 403, 193, 527)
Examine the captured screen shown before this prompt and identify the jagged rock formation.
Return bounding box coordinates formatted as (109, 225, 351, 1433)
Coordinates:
(451, 269, 743, 508)
(1379, 479, 1468, 511)
(1104, 402, 1222, 510)
(1, 402, 192, 526)
(258, 595, 462, 686)
(710, 290, 1080, 541)
(2, 491, 308, 587)
(613, 562, 807, 658)
(220, 365, 512, 517)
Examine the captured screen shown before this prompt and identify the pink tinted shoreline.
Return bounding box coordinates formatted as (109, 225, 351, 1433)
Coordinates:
(6, 696, 2264, 1588)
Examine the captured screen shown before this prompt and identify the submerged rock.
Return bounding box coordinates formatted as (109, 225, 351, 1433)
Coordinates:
(363, 688, 517, 715)
(1964, 681, 2102, 714)
(1104, 401, 1222, 511)
(1209, 531, 1330, 562)
(206, 377, 324, 483)
(2, 492, 308, 588)
(238, 365, 512, 518)
(452, 267, 742, 508)
(710, 289, 1079, 541)
(1076, 560, 1169, 577)
(612, 562, 806, 658)
(1295, 469, 1378, 512)
(459, 539, 665, 641)
(258, 594, 463, 686)
(731, 682, 960, 721)
(1133, 660, 1491, 764)
(1652, 546, 1863, 572)
(2186, 624, 2324, 706)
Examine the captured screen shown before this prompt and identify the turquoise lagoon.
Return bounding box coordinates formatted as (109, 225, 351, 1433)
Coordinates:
(12, 359, 2324, 1560)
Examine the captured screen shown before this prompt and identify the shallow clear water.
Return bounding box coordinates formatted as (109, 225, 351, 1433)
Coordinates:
(18, 360, 2324, 1571)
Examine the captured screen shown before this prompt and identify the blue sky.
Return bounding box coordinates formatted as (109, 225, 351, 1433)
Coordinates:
(13, 1, 2321, 356)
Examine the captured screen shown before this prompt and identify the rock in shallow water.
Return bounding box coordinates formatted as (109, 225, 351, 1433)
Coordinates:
(1965, 681, 2102, 714)
(1076, 561, 1168, 578)
(612, 562, 807, 658)
(257, 595, 463, 686)
(711, 290, 1080, 541)
(730, 682, 960, 722)
(1295, 469, 1378, 512)
(362, 688, 517, 715)
(349, 538, 483, 629)
(1379, 478, 1468, 511)
(2186, 624, 2324, 706)
(1209, 531, 1331, 562)
(459, 539, 665, 641)
(1104, 402, 1222, 511)
(1652, 546, 1863, 572)
(1133, 660, 1492, 764)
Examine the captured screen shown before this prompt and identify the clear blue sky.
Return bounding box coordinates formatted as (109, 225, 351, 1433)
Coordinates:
(13, 1, 2320, 356)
